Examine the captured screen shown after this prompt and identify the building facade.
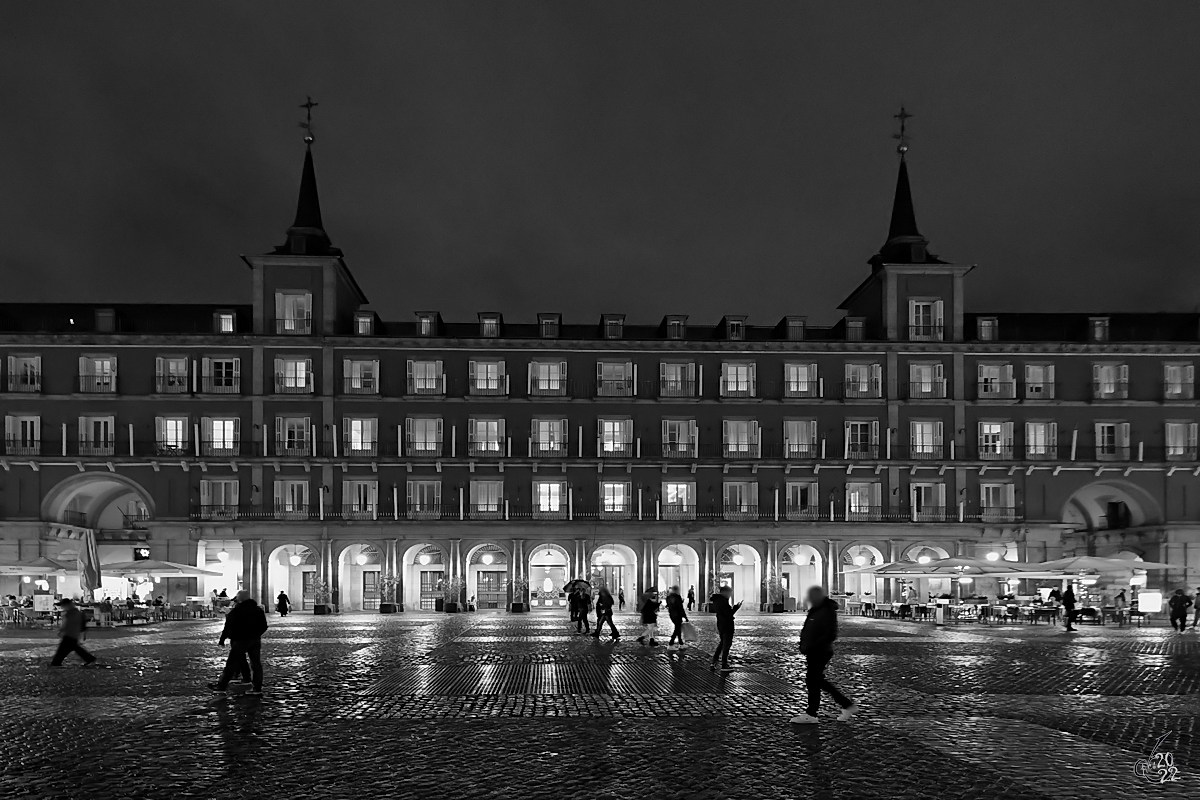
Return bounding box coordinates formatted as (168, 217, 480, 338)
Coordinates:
(2, 143, 1198, 612)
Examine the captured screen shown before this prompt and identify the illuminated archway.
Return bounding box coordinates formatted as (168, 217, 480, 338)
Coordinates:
(716, 543, 762, 610)
(840, 543, 885, 601)
(528, 542, 570, 609)
(266, 544, 319, 611)
(1061, 480, 1162, 531)
(336, 543, 383, 611)
(402, 542, 448, 611)
(42, 473, 155, 529)
(656, 543, 700, 600)
(780, 543, 824, 609)
(464, 542, 510, 609)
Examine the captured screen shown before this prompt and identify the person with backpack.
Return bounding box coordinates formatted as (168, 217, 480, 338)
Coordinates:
(592, 587, 619, 640)
(49, 598, 97, 667)
(208, 590, 268, 696)
(637, 588, 661, 646)
(791, 586, 857, 724)
(665, 585, 689, 650)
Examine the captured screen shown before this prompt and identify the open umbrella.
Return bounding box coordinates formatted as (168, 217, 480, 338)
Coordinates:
(0, 556, 73, 575)
(1034, 556, 1175, 574)
(97, 559, 222, 578)
(562, 578, 592, 593)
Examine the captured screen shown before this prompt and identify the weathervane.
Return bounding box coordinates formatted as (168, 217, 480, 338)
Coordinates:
(893, 106, 912, 157)
(299, 96, 319, 145)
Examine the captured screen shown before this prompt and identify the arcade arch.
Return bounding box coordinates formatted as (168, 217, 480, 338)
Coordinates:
(42, 473, 154, 530)
(401, 542, 448, 611)
(266, 544, 320, 611)
(528, 542, 570, 610)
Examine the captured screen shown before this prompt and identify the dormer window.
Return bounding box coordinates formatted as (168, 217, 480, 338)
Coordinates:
(214, 311, 236, 334)
(977, 317, 998, 341)
(416, 313, 437, 337)
(1090, 317, 1110, 342)
(354, 313, 374, 335)
(539, 314, 561, 339)
(665, 316, 687, 340)
(846, 318, 865, 342)
(479, 314, 501, 338)
(785, 317, 806, 341)
(726, 318, 746, 341)
(95, 308, 116, 333)
(603, 315, 624, 340)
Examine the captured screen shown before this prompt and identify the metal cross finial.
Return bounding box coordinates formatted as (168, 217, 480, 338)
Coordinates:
(299, 96, 318, 144)
(893, 106, 912, 156)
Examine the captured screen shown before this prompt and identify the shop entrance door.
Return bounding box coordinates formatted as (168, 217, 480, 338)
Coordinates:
(419, 570, 443, 610)
(302, 570, 315, 610)
(476, 571, 506, 609)
(590, 565, 625, 593)
(362, 571, 380, 611)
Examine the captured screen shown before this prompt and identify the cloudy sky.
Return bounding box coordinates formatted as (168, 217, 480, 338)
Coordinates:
(3, 2, 1199, 325)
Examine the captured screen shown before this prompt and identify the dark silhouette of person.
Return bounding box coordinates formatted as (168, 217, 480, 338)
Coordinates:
(792, 586, 856, 725)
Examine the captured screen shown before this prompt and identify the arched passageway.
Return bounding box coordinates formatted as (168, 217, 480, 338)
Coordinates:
(266, 544, 319, 610)
(528, 543, 570, 610)
(41, 473, 154, 529)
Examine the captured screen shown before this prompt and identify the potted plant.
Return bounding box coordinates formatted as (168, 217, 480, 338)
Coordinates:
(312, 579, 332, 615)
(378, 572, 400, 614)
(766, 576, 786, 613)
(510, 577, 529, 612)
(443, 577, 464, 613)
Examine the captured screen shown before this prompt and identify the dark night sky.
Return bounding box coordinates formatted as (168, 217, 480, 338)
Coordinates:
(3, 2, 1200, 326)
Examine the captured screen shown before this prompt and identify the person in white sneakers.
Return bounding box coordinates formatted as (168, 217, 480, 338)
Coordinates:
(791, 586, 857, 725)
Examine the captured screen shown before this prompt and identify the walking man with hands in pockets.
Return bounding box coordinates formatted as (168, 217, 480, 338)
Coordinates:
(792, 586, 857, 724)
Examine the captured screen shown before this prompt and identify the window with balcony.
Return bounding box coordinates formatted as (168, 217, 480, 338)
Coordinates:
(908, 299, 944, 341)
(468, 360, 506, 396)
(4, 414, 40, 455)
(1164, 363, 1194, 400)
(597, 418, 632, 457)
(1094, 421, 1130, 460)
(155, 415, 189, 455)
(202, 357, 240, 394)
(723, 481, 758, 520)
(659, 362, 696, 397)
(539, 314, 561, 339)
(661, 419, 697, 458)
(530, 418, 567, 457)
(600, 481, 632, 518)
(469, 480, 503, 518)
(407, 480, 442, 520)
(479, 314, 501, 337)
(980, 483, 1016, 521)
(1024, 421, 1057, 460)
(1093, 363, 1128, 400)
(1165, 422, 1198, 461)
(977, 317, 998, 341)
(78, 356, 116, 393)
(908, 362, 945, 399)
(354, 313, 374, 335)
(275, 292, 312, 334)
(273, 479, 310, 518)
(976, 363, 1015, 399)
(275, 357, 313, 393)
(533, 480, 568, 519)
(662, 481, 695, 520)
(529, 361, 567, 396)
(6, 355, 41, 392)
(596, 361, 633, 396)
(407, 359, 444, 395)
(910, 482, 946, 521)
(1024, 363, 1055, 400)
(784, 419, 817, 459)
(910, 420, 943, 459)
(1090, 317, 1110, 342)
(844, 419, 879, 459)
(784, 363, 819, 398)
(343, 418, 378, 456)
(785, 481, 819, 520)
(978, 421, 1013, 459)
(720, 362, 756, 398)
(275, 416, 311, 457)
(77, 415, 114, 456)
(344, 359, 379, 394)
(845, 481, 880, 521)
(468, 417, 505, 456)
(342, 479, 378, 519)
(406, 417, 443, 456)
(844, 363, 882, 399)
(155, 357, 189, 394)
(214, 312, 236, 334)
(201, 417, 240, 456)
(199, 479, 239, 519)
(722, 419, 759, 458)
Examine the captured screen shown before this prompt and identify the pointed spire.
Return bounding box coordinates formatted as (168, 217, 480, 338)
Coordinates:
(292, 147, 325, 231)
(886, 157, 921, 241)
(869, 107, 941, 269)
(273, 98, 340, 256)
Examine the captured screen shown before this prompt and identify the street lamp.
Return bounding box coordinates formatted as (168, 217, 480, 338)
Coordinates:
(985, 551, 1000, 562)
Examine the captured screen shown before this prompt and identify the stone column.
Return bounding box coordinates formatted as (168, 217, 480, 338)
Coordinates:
(243, 539, 263, 604)
(825, 539, 839, 594)
(640, 539, 651, 598)
(391, 539, 404, 611)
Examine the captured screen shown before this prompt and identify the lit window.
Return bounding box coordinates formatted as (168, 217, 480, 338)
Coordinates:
(416, 314, 436, 337)
(215, 312, 236, 334)
(539, 315, 560, 339)
(274, 292, 312, 334)
(1090, 317, 1110, 342)
(727, 318, 745, 341)
(354, 314, 374, 335)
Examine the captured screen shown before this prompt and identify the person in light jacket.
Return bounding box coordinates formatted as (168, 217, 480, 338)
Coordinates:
(791, 586, 856, 724)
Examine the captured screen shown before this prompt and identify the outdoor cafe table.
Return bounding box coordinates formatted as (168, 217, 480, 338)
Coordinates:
(1021, 606, 1061, 624)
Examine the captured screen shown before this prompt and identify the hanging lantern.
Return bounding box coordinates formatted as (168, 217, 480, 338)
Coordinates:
(481, 553, 494, 565)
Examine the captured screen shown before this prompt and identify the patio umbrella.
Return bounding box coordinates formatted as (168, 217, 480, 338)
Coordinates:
(97, 559, 222, 578)
(1034, 556, 1175, 574)
(0, 556, 73, 575)
(78, 530, 102, 600)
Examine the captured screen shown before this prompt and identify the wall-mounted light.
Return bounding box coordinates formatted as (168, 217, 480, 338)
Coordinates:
(418, 554, 432, 566)
(853, 555, 866, 566)
(481, 553, 494, 565)
(985, 551, 1000, 562)
(217, 550, 229, 563)
(22, 576, 31, 584)
(355, 553, 368, 566)
(289, 550, 302, 567)
(732, 553, 745, 566)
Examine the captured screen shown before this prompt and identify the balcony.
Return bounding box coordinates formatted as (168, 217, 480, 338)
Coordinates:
(785, 505, 824, 521)
(909, 506, 951, 522)
(662, 441, 696, 459)
(661, 504, 697, 521)
(1092, 380, 1129, 400)
(343, 439, 378, 458)
(154, 440, 191, 457)
(274, 375, 312, 394)
(977, 445, 1014, 461)
(1163, 381, 1194, 401)
(4, 438, 40, 456)
(719, 382, 755, 399)
(201, 376, 240, 394)
(844, 505, 884, 522)
(201, 439, 240, 457)
(529, 377, 567, 397)
(842, 382, 882, 400)
(469, 377, 507, 397)
(194, 504, 241, 521)
(846, 445, 880, 460)
(78, 439, 115, 457)
(1094, 445, 1131, 461)
(1024, 382, 1056, 400)
(596, 378, 634, 398)
(467, 441, 504, 458)
(6, 374, 40, 393)
(659, 379, 697, 398)
(276, 316, 312, 335)
(274, 503, 315, 521)
(1165, 445, 1199, 461)
(976, 380, 1017, 400)
(530, 440, 567, 458)
(1023, 444, 1059, 460)
(78, 373, 116, 394)
(722, 442, 759, 459)
(723, 504, 761, 522)
(406, 439, 443, 458)
(343, 376, 378, 395)
(783, 380, 819, 399)
(906, 380, 947, 399)
(341, 504, 379, 521)
(407, 376, 445, 396)
(908, 324, 944, 342)
(784, 442, 818, 459)
(977, 507, 1020, 523)
(598, 442, 634, 459)
(468, 502, 503, 520)
(155, 376, 189, 394)
(531, 505, 569, 521)
(275, 439, 311, 458)
(905, 444, 944, 460)
(407, 504, 448, 521)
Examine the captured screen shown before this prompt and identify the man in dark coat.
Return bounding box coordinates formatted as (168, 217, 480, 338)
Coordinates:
(208, 590, 268, 695)
(1061, 585, 1078, 631)
(792, 586, 856, 724)
(709, 585, 741, 672)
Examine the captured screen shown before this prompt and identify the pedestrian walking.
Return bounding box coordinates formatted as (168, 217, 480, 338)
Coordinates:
(686, 585, 696, 612)
(637, 589, 661, 646)
(791, 586, 857, 724)
(1192, 588, 1200, 630)
(276, 591, 290, 616)
(1113, 589, 1128, 627)
(618, 588, 626, 610)
(709, 585, 741, 672)
(48, 598, 97, 668)
(575, 588, 592, 634)
(208, 590, 268, 696)
(592, 587, 619, 640)
(1061, 585, 1078, 631)
(1168, 589, 1192, 632)
(666, 585, 689, 650)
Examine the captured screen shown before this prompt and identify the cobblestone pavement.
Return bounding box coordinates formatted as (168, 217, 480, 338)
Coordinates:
(0, 611, 1196, 799)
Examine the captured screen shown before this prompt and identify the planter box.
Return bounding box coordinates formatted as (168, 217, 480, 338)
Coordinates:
(379, 603, 399, 614)
(510, 602, 527, 613)
(313, 604, 332, 616)
(770, 603, 786, 613)
(444, 602, 460, 614)
(434, 598, 444, 612)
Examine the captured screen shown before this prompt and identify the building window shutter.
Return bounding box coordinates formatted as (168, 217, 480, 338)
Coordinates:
(1186, 365, 1196, 396)
(201, 357, 211, 380)
(274, 417, 283, 449)
(870, 364, 882, 394)
(406, 360, 414, 390)
(560, 419, 568, 446)
(1002, 422, 1014, 451)
(528, 362, 535, 393)
(3, 415, 12, 441)
(272, 481, 282, 512)
(154, 416, 165, 443)
(232, 417, 241, 444)
(342, 359, 351, 384)
(1118, 422, 1131, 448)
(155, 357, 164, 381)
(405, 481, 414, 509)
(933, 421, 943, 447)
(933, 300, 944, 336)
(232, 358, 241, 383)
(560, 361, 568, 384)
(467, 419, 476, 445)
(936, 483, 947, 509)
(274, 357, 283, 381)
(808, 420, 817, 445)
(722, 419, 730, 445)
(372, 360, 381, 390)
(404, 417, 413, 447)
(870, 420, 880, 445)
(1092, 363, 1101, 386)
(749, 364, 757, 395)
(78, 356, 88, 380)
(200, 480, 212, 507)
(200, 417, 213, 444)
(498, 418, 506, 440)
(1047, 422, 1057, 452)
(1189, 423, 1198, 450)
(934, 363, 943, 383)
(596, 418, 602, 451)
(661, 419, 668, 444)
(304, 358, 314, 392)
(1045, 364, 1055, 389)
(436, 418, 444, 448)
(498, 360, 506, 379)
(1093, 422, 1103, 446)
(719, 363, 728, 397)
